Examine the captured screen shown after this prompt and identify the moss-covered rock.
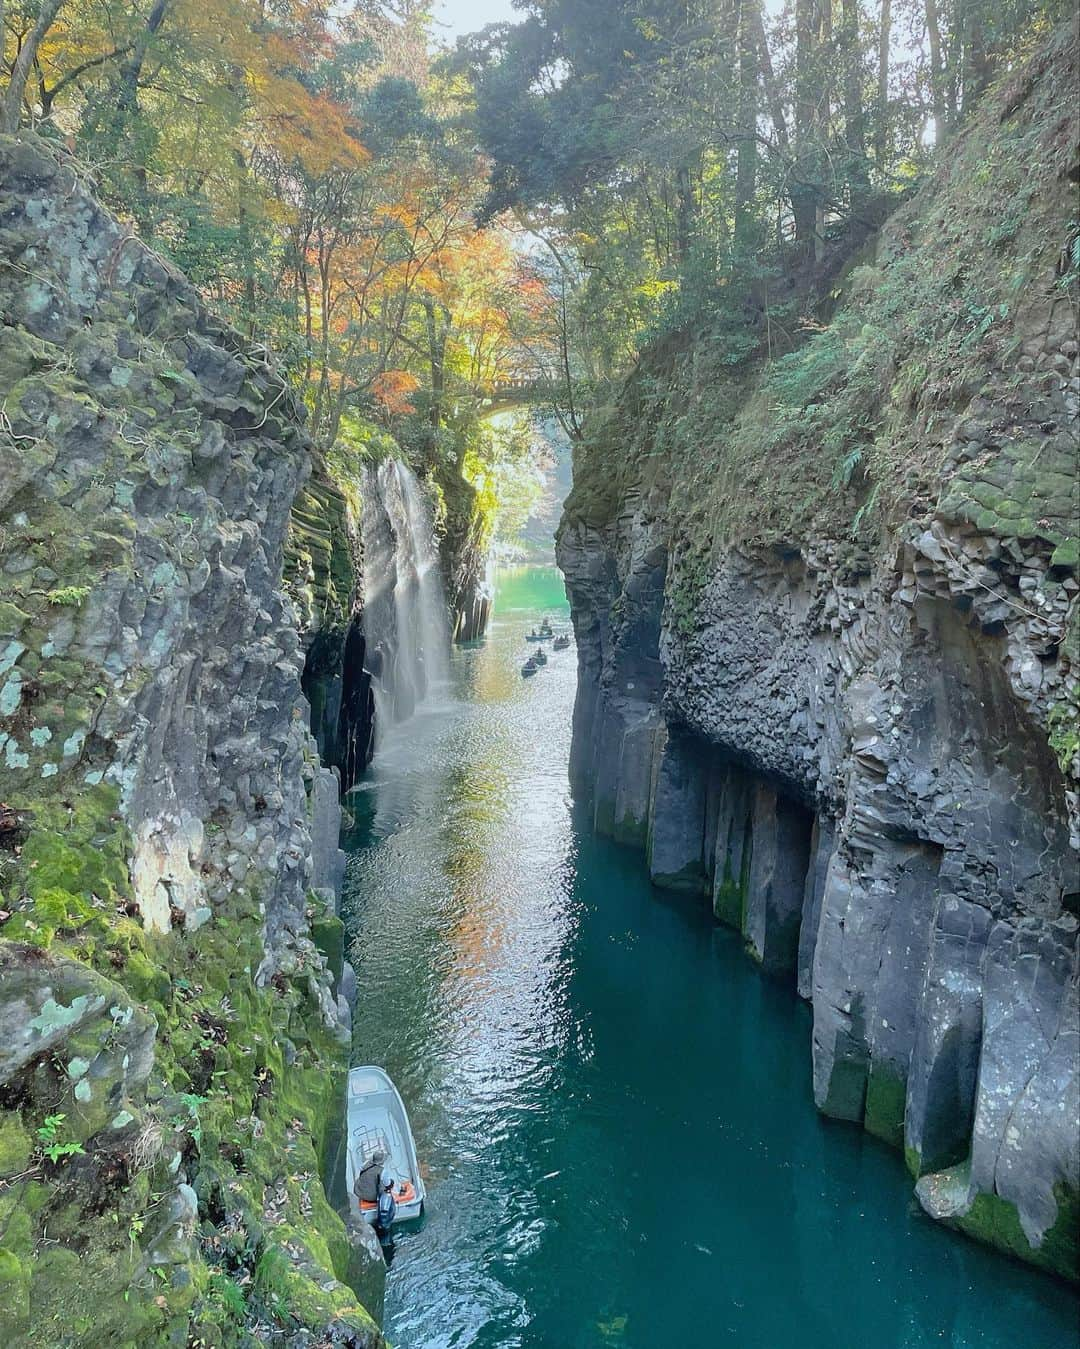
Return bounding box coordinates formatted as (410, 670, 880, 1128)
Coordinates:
(917, 1164, 1080, 1282)
(0, 1113, 32, 1176)
(0, 135, 385, 1346)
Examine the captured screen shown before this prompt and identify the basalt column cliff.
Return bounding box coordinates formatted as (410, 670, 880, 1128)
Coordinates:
(558, 22, 1080, 1279)
(0, 137, 386, 1346)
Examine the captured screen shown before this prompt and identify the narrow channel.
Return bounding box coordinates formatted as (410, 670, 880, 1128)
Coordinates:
(340, 565, 1077, 1349)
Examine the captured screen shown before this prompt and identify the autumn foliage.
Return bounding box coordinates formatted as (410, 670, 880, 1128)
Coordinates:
(1, 0, 556, 465)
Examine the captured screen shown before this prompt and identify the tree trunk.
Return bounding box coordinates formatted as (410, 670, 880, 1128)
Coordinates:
(424, 297, 447, 441)
(946, 6, 962, 122)
(841, 0, 867, 212)
(115, 0, 171, 116)
(96, 0, 172, 234)
(2, 0, 67, 132)
(675, 163, 695, 264)
(793, 0, 818, 248)
(875, 0, 892, 172)
(814, 0, 831, 260)
(734, 0, 760, 253)
(750, 3, 789, 154)
(924, 0, 947, 135)
(961, 2, 991, 111)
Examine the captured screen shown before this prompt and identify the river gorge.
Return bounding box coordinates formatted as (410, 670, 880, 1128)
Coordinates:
(340, 568, 1078, 1349)
(0, 7, 1078, 1346)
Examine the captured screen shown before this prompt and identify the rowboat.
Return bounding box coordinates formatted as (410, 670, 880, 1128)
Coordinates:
(345, 1065, 425, 1225)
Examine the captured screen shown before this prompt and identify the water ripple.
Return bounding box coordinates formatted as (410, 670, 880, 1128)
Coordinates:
(341, 569, 1079, 1349)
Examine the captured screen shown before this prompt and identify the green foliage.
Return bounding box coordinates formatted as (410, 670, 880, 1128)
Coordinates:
(206, 1271, 248, 1321)
(34, 1115, 86, 1165)
(565, 19, 1080, 564)
(1048, 694, 1080, 777)
(44, 586, 91, 608)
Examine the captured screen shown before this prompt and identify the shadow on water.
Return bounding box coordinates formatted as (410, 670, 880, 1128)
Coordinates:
(340, 566, 1079, 1349)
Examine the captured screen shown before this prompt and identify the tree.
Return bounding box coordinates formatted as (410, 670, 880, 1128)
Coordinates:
(3, 0, 68, 131)
(875, 0, 892, 172)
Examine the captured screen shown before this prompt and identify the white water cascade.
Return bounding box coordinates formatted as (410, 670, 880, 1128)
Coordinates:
(360, 459, 451, 743)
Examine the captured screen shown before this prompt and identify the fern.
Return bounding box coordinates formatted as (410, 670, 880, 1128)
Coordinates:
(35, 1113, 86, 1164)
(851, 483, 882, 534)
(45, 585, 91, 608)
(832, 447, 864, 489)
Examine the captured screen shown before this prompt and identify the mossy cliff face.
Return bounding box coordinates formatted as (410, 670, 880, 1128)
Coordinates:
(285, 461, 373, 792)
(437, 469, 492, 643)
(558, 22, 1080, 1279)
(0, 136, 385, 1346)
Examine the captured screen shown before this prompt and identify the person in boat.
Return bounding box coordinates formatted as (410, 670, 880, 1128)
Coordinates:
(353, 1148, 387, 1207)
(375, 1175, 397, 1236)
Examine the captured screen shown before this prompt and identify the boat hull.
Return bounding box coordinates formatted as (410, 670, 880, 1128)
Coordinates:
(345, 1065, 426, 1227)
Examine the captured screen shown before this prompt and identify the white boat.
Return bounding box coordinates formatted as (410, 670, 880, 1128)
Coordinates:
(345, 1065, 425, 1225)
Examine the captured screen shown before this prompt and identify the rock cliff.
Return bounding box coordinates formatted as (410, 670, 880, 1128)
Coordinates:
(558, 21, 1080, 1279)
(0, 135, 384, 1345)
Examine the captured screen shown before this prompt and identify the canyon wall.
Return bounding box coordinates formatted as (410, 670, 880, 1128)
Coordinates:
(0, 135, 384, 1346)
(558, 22, 1080, 1279)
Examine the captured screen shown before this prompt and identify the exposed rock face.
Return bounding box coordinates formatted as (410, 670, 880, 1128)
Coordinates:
(0, 135, 383, 1344)
(557, 27, 1079, 1279)
(286, 464, 375, 792)
(441, 470, 493, 643)
(452, 573, 493, 643)
(287, 466, 370, 789)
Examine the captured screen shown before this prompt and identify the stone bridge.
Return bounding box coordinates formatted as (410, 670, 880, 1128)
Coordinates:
(479, 374, 552, 414)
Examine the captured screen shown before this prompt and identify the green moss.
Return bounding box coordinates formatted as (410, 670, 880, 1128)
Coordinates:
(712, 857, 746, 931)
(0, 1113, 33, 1176)
(0, 602, 29, 635)
(0, 1248, 30, 1329)
(1051, 538, 1079, 568)
(863, 1062, 907, 1148)
(30, 886, 94, 933)
(284, 470, 358, 635)
(1047, 667, 1080, 778)
(312, 913, 345, 987)
(255, 1241, 379, 1338)
(955, 1183, 1080, 1282)
(123, 948, 171, 1004)
(612, 808, 648, 849)
(0, 867, 375, 1345)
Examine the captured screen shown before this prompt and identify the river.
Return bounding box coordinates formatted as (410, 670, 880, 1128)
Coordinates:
(340, 565, 1078, 1349)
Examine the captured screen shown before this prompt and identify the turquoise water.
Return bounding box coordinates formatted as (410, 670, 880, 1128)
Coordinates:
(340, 566, 1079, 1349)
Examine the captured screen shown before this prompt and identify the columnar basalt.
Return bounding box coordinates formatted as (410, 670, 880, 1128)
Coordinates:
(557, 24, 1080, 1280)
(0, 135, 384, 1345)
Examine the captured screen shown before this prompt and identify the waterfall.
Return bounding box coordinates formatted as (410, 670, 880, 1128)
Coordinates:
(398, 463, 451, 691)
(360, 459, 451, 743)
